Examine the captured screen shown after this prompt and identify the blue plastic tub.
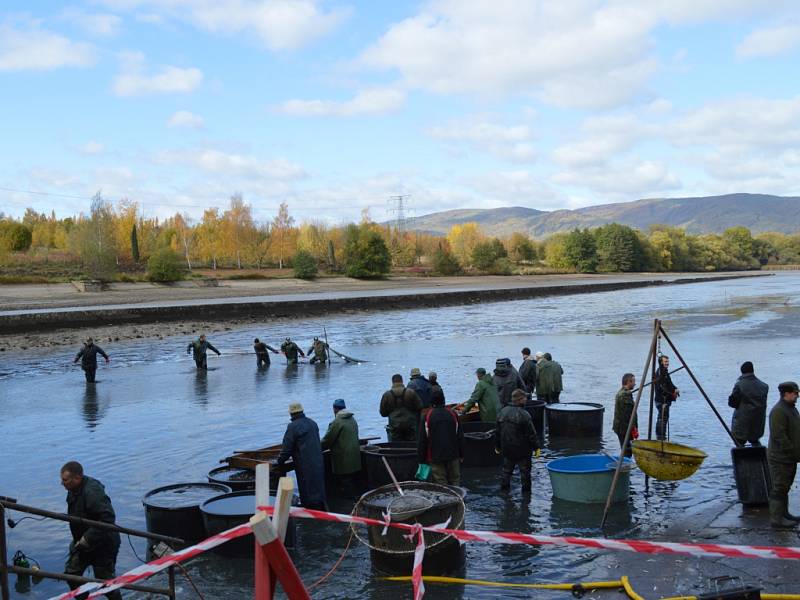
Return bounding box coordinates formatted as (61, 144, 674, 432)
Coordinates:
(546, 454, 632, 504)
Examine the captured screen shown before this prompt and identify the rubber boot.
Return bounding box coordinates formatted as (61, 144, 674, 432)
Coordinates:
(784, 496, 800, 522)
(770, 498, 798, 528)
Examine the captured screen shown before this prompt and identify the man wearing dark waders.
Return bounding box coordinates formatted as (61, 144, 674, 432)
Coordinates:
(280, 337, 305, 365)
(767, 381, 800, 528)
(518, 347, 537, 394)
(187, 334, 220, 370)
(307, 337, 329, 364)
(418, 388, 464, 485)
(655, 355, 679, 440)
(380, 374, 422, 442)
(495, 389, 540, 493)
(728, 361, 769, 447)
(60, 461, 122, 600)
(535, 352, 563, 404)
(493, 358, 526, 407)
(277, 403, 327, 510)
(612, 373, 638, 457)
(253, 338, 279, 368)
(74, 338, 109, 383)
(321, 399, 361, 497)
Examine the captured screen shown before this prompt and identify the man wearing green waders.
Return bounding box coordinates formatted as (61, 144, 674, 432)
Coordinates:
(768, 381, 800, 528)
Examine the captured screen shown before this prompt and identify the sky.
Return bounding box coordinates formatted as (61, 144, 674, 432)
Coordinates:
(2, 0, 800, 225)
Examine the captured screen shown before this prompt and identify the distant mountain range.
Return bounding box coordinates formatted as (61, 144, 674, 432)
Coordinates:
(403, 194, 800, 237)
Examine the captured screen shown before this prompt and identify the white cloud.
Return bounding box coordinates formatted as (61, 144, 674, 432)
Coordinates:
(0, 21, 95, 71)
(99, 0, 348, 50)
(167, 110, 205, 128)
(275, 88, 406, 117)
(113, 51, 203, 96)
(428, 120, 535, 162)
(156, 148, 306, 180)
(737, 24, 800, 59)
(669, 96, 800, 149)
(61, 9, 123, 37)
(552, 159, 682, 197)
(80, 141, 106, 155)
(553, 114, 646, 167)
(465, 169, 565, 210)
(358, 0, 791, 109)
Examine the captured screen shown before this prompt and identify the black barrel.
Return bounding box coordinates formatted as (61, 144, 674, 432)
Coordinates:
(461, 422, 501, 468)
(200, 490, 296, 558)
(143, 482, 231, 547)
(545, 402, 604, 437)
(731, 446, 771, 506)
(524, 400, 546, 437)
(354, 482, 466, 575)
(362, 442, 418, 488)
(207, 466, 256, 491)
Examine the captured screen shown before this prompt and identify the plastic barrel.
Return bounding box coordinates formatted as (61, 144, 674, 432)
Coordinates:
(361, 442, 418, 488)
(143, 482, 232, 547)
(356, 482, 465, 575)
(200, 490, 296, 558)
(524, 400, 546, 437)
(207, 466, 256, 491)
(461, 422, 501, 468)
(731, 446, 771, 506)
(546, 454, 631, 503)
(545, 402, 604, 437)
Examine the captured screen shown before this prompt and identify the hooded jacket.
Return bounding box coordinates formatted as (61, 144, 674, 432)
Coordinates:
(321, 410, 361, 475)
(66, 476, 120, 552)
(495, 405, 540, 460)
(380, 384, 422, 436)
(418, 405, 464, 464)
(463, 374, 500, 422)
(729, 373, 769, 443)
(535, 359, 563, 396)
(493, 364, 526, 407)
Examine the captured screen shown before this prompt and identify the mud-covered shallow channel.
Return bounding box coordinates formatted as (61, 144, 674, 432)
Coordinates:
(2, 272, 799, 598)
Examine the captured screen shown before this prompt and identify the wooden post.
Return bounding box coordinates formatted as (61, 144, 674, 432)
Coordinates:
(0, 505, 9, 600)
(254, 463, 272, 600)
(658, 326, 738, 444)
(601, 318, 660, 528)
(250, 513, 310, 600)
(272, 477, 294, 543)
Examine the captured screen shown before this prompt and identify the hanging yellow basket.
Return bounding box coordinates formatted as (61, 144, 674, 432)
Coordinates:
(631, 440, 708, 481)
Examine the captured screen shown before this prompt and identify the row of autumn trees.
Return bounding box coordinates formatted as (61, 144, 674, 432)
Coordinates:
(3, 193, 800, 279)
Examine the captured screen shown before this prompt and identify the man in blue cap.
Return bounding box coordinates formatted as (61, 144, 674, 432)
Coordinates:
(321, 399, 361, 497)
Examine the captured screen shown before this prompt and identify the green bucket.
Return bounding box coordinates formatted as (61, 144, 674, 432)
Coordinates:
(546, 454, 632, 503)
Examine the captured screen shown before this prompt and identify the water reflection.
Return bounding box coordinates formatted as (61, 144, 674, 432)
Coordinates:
(549, 497, 632, 534)
(193, 369, 208, 406)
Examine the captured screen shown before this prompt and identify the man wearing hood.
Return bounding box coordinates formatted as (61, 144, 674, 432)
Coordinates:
(536, 352, 563, 404)
(493, 358, 526, 407)
(380, 374, 422, 441)
(461, 367, 500, 422)
(277, 403, 326, 510)
(321, 399, 361, 496)
(74, 338, 110, 383)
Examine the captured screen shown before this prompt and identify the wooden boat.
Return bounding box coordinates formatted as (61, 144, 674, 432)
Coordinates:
(223, 437, 380, 471)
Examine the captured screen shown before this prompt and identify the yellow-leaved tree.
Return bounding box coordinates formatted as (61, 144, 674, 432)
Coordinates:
(446, 222, 484, 267)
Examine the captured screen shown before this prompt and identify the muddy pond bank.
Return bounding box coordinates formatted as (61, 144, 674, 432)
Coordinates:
(0, 272, 765, 351)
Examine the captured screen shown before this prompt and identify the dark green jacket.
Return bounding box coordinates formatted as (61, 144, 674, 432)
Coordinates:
(321, 410, 361, 475)
(380, 384, 422, 438)
(768, 399, 800, 464)
(187, 339, 219, 359)
(463, 374, 500, 422)
(612, 387, 637, 436)
(281, 341, 304, 362)
(66, 476, 120, 551)
(729, 373, 768, 443)
(495, 405, 540, 460)
(536, 359, 563, 396)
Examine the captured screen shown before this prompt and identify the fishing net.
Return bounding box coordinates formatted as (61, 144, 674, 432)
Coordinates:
(350, 481, 465, 555)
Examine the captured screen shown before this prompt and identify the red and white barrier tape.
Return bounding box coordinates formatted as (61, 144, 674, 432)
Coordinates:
(49, 504, 800, 600)
(49, 523, 252, 600)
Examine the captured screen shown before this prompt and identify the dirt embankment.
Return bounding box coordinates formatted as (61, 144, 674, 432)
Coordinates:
(0, 272, 767, 352)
